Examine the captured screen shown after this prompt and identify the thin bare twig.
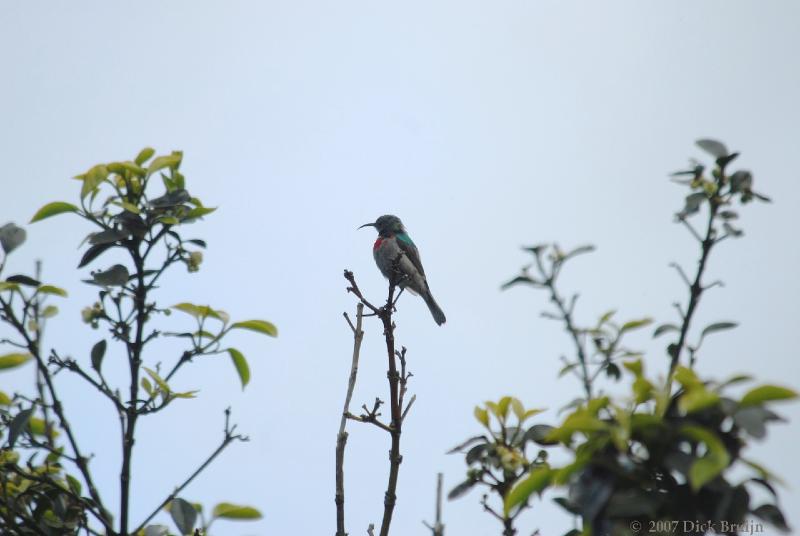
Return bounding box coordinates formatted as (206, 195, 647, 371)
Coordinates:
(133, 409, 246, 534)
(422, 473, 445, 536)
(336, 304, 365, 536)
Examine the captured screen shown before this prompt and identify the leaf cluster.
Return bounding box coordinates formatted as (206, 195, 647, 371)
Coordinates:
(447, 397, 550, 532)
(0, 147, 277, 535)
(504, 362, 794, 535)
(454, 140, 795, 536)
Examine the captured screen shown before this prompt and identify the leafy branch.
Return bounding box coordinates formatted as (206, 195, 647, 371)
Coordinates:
(1, 147, 274, 535)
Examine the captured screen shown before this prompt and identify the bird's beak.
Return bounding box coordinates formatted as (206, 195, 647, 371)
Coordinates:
(358, 222, 376, 230)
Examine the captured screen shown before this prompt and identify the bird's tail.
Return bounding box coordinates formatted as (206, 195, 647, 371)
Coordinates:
(424, 292, 446, 326)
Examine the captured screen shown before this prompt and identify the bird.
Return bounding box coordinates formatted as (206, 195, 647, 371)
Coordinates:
(359, 215, 446, 326)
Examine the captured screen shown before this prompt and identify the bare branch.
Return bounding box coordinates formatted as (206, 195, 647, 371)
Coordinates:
(336, 303, 365, 536)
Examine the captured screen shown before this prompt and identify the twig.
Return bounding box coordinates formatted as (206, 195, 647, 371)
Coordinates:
(535, 256, 592, 400)
(680, 218, 703, 242)
(133, 409, 246, 534)
(422, 473, 445, 536)
(667, 187, 722, 386)
(336, 304, 365, 536)
(669, 262, 692, 288)
(401, 395, 416, 422)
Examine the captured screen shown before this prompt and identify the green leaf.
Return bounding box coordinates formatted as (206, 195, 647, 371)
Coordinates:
(184, 206, 217, 221)
(78, 242, 113, 268)
(563, 244, 595, 261)
(447, 478, 478, 500)
(172, 303, 228, 322)
(505, 467, 551, 515)
(81, 165, 108, 199)
(674, 366, 702, 390)
(696, 138, 728, 158)
(558, 362, 578, 378)
(0, 223, 26, 253)
(597, 310, 615, 324)
(161, 172, 177, 192)
(170, 498, 197, 535)
(141, 377, 153, 396)
(701, 321, 738, 338)
(716, 374, 753, 390)
(231, 319, 278, 337)
(113, 200, 141, 214)
(473, 406, 489, 427)
(37, 285, 68, 297)
(6, 274, 40, 287)
(147, 152, 183, 176)
(41, 305, 59, 318)
(172, 390, 199, 399)
(108, 161, 136, 176)
(446, 435, 486, 454)
(172, 302, 204, 318)
(653, 323, 679, 338)
(586, 396, 610, 415)
(0, 282, 20, 292)
(28, 417, 58, 437)
(0, 391, 11, 405)
(680, 425, 730, 491)
(740, 385, 798, 407)
(679, 388, 720, 414)
(211, 502, 262, 520)
(144, 525, 170, 536)
(752, 504, 790, 532)
(227, 348, 250, 389)
(605, 362, 621, 380)
(89, 228, 130, 245)
(31, 202, 79, 223)
(523, 408, 545, 419)
(150, 189, 190, 208)
(91, 340, 106, 372)
(620, 317, 653, 332)
(524, 424, 558, 446)
(734, 406, 773, 439)
(497, 396, 512, 419)
(622, 359, 643, 377)
(158, 216, 180, 225)
(679, 192, 707, 217)
(510, 398, 525, 421)
(143, 367, 170, 394)
(65, 474, 82, 495)
(0, 353, 32, 370)
(633, 377, 654, 404)
(135, 147, 156, 166)
(730, 170, 753, 193)
(549, 412, 607, 443)
(90, 264, 130, 287)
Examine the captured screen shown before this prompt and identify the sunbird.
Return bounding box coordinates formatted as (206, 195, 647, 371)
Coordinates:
(359, 215, 446, 326)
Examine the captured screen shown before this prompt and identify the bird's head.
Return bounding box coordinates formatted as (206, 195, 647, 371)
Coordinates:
(358, 215, 405, 237)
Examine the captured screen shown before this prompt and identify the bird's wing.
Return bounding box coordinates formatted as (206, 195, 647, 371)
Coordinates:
(395, 232, 426, 276)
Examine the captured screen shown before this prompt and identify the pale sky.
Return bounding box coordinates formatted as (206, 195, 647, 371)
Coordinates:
(1, 2, 799, 535)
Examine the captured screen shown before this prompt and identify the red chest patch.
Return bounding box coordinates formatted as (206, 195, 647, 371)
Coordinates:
(373, 237, 384, 251)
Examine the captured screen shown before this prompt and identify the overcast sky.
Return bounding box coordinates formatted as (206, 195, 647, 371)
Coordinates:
(1, 2, 798, 535)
